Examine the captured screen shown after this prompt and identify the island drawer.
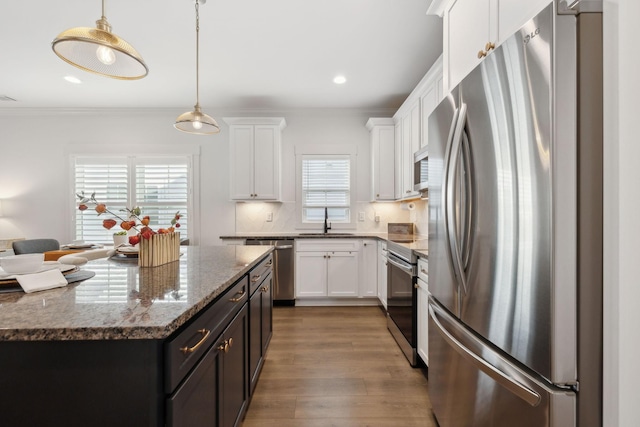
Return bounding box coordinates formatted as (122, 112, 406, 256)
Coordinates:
(249, 253, 273, 294)
(165, 275, 249, 393)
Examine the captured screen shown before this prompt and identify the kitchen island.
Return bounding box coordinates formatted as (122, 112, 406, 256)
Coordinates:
(0, 245, 274, 427)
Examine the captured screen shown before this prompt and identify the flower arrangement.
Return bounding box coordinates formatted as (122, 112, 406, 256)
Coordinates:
(76, 191, 181, 246)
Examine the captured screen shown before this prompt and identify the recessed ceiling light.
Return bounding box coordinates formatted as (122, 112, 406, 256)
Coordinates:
(64, 75, 82, 84)
(333, 75, 347, 84)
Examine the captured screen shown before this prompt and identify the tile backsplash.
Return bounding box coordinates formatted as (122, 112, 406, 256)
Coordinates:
(235, 199, 428, 235)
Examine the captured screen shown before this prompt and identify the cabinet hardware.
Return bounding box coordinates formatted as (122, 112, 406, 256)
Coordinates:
(228, 337, 234, 349)
(180, 328, 211, 355)
(478, 50, 487, 59)
(414, 284, 420, 289)
(251, 274, 262, 283)
(376, 193, 380, 197)
(266, 260, 273, 267)
(217, 339, 229, 353)
(229, 290, 246, 302)
(485, 42, 495, 51)
(421, 268, 428, 275)
(406, 190, 411, 193)
(261, 286, 269, 293)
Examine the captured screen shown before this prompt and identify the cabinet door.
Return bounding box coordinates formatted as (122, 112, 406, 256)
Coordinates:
(417, 277, 429, 366)
(394, 121, 403, 200)
(253, 125, 279, 200)
(359, 240, 378, 297)
(230, 125, 255, 200)
(445, 0, 496, 91)
(248, 290, 262, 395)
(221, 305, 248, 427)
(167, 339, 220, 427)
(377, 243, 388, 309)
(260, 273, 273, 354)
(372, 126, 396, 201)
(295, 252, 327, 297)
(401, 101, 420, 199)
(421, 85, 439, 149)
(327, 251, 358, 297)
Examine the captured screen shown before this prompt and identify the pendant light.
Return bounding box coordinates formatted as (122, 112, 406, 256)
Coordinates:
(174, 0, 220, 135)
(51, 0, 148, 80)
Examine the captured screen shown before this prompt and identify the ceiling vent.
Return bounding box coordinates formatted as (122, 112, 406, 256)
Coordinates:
(0, 95, 17, 102)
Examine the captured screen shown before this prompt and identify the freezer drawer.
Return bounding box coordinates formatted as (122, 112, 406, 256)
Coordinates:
(428, 299, 575, 427)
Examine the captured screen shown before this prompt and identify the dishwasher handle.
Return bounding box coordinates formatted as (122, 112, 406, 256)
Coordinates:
(274, 245, 293, 250)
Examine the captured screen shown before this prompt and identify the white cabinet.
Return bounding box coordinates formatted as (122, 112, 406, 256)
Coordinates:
(393, 56, 443, 200)
(295, 239, 360, 298)
(377, 241, 388, 309)
(432, 0, 551, 92)
(417, 257, 429, 366)
(224, 117, 286, 201)
(366, 118, 396, 201)
(359, 239, 378, 298)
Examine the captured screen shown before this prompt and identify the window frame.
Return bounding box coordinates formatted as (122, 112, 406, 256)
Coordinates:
(67, 145, 200, 245)
(294, 144, 357, 230)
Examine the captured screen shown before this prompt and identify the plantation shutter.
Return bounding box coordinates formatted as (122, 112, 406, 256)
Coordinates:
(73, 156, 190, 244)
(301, 155, 350, 222)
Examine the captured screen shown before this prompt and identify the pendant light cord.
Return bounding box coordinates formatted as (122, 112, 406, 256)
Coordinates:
(195, 0, 200, 107)
(102, 0, 106, 20)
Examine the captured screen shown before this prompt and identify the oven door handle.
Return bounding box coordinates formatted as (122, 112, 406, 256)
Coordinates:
(387, 255, 414, 275)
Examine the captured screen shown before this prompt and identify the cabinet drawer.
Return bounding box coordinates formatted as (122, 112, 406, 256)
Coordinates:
(418, 257, 428, 283)
(296, 239, 360, 252)
(249, 254, 273, 295)
(165, 276, 249, 393)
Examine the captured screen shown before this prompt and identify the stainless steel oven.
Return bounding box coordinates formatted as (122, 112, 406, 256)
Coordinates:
(386, 240, 418, 366)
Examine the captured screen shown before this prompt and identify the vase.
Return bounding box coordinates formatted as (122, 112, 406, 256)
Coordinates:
(138, 232, 180, 267)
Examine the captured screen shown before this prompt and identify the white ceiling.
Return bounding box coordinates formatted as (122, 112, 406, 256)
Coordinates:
(0, 0, 442, 111)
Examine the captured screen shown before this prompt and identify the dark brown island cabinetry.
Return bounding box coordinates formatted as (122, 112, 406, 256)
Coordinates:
(0, 249, 273, 427)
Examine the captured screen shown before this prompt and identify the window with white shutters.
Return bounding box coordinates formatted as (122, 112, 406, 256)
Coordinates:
(73, 156, 191, 244)
(301, 155, 351, 223)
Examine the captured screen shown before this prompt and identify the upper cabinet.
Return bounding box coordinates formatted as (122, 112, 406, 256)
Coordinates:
(429, 0, 551, 92)
(366, 118, 396, 201)
(224, 117, 287, 201)
(392, 56, 443, 200)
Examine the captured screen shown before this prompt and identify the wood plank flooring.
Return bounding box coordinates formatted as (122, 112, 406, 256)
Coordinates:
(241, 306, 438, 427)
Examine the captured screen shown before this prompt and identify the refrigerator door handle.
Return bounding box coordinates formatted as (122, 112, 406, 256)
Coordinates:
(460, 130, 474, 270)
(429, 300, 542, 407)
(446, 103, 469, 295)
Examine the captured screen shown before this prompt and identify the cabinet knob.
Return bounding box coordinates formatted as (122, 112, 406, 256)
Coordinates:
(485, 42, 495, 51)
(228, 337, 234, 349)
(261, 286, 269, 293)
(478, 50, 487, 59)
(376, 193, 380, 198)
(406, 190, 411, 194)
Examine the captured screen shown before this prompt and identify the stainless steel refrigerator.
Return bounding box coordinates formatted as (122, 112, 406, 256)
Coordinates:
(427, 2, 602, 427)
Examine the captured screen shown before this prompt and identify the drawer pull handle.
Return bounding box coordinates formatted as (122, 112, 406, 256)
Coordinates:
(266, 260, 273, 267)
(261, 286, 269, 293)
(421, 268, 428, 275)
(229, 290, 246, 302)
(180, 328, 211, 355)
(251, 274, 262, 283)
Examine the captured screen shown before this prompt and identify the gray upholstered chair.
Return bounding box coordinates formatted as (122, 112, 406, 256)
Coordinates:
(12, 239, 60, 255)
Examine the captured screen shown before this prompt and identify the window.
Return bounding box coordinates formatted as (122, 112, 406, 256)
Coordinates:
(301, 155, 351, 223)
(73, 156, 191, 244)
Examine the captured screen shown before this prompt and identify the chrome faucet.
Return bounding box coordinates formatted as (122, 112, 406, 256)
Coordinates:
(324, 207, 332, 234)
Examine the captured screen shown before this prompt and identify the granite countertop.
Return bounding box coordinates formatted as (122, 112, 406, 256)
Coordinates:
(0, 246, 272, 342)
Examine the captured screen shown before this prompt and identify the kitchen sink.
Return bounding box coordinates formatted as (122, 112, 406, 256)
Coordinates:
(298, 233, 354, 236)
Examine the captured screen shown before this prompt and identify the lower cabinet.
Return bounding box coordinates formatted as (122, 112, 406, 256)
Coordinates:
(167, 304, 248, 427)
(249, 269, 273, 395)
(378, 241, 388, 309)
(295, 239, 361, 298)
(417, 257, 429, 366)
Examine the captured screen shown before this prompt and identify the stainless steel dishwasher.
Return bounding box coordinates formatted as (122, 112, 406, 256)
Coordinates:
(245, 238, 295, 305)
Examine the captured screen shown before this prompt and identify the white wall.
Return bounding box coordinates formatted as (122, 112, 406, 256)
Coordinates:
(0, 108, 405, 245)
(603, 1, 640, 426)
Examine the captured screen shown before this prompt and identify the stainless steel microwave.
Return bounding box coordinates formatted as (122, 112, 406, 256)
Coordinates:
(413, 145, 428, 191)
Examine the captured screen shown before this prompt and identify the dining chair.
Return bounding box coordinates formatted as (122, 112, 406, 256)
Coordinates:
(12, 239, 60, 255)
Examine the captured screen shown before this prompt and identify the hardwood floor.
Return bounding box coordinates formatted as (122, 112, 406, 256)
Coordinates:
(241, 306, 438, 427)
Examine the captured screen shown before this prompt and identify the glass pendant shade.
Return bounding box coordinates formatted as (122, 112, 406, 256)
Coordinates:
(175, 104, 220, 135)
(52, 11, 148, 80)
(174, 0, 219, 135)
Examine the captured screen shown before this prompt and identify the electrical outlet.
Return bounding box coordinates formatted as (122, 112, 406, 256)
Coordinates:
(358, 211, 365, 221)
(266, 212, 273, 222)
